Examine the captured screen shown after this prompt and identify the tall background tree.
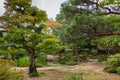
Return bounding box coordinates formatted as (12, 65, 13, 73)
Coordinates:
(54, 0, 120, 63)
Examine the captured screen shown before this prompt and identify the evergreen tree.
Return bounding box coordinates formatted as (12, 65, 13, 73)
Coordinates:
(55, 0, 120, 63)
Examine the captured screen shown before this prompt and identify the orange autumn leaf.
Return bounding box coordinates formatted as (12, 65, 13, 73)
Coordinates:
(46, 19, 62, 28)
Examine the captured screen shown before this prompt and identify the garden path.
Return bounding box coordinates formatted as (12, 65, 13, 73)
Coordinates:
(14, 59, 120, 80)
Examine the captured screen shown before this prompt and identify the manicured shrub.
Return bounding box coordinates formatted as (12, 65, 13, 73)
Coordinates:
(56, 51, 88, 65)
(97, 54, 108, 62)
(103, 67, 116, 73)
(104, 53, 120, 74)
(116, 67, 120, 74)
(104, 53, 120, 67)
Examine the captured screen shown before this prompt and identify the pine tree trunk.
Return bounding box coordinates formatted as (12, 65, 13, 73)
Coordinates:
(73, 46, 80, 63)
(28, 48, 37, 74)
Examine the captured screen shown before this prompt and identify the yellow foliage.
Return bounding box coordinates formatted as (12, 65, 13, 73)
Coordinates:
(0, 60, 24, 80)
(0, 37, 4, 41)
(0, 59, 16, 66)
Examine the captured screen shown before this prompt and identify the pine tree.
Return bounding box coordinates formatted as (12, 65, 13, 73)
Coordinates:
(55, 0, 120, 63)
(0, 0, 47, 74)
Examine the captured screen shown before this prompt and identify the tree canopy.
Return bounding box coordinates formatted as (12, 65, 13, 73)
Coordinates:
(54, 0, 120, 62)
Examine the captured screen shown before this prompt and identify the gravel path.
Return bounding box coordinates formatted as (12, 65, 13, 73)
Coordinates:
(13, 59, 120, 80)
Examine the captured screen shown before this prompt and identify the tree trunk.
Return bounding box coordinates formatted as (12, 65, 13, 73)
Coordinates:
(73, 46, 80, 63)
(58, 48, 64, 59)
(28, 48, 37, 74)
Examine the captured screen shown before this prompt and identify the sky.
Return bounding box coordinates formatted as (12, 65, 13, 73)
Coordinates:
(0, 0, 67, 20)
(0, 0, 5, 16)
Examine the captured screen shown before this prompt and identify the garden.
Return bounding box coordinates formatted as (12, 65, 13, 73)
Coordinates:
(0, 0, 120, 80)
